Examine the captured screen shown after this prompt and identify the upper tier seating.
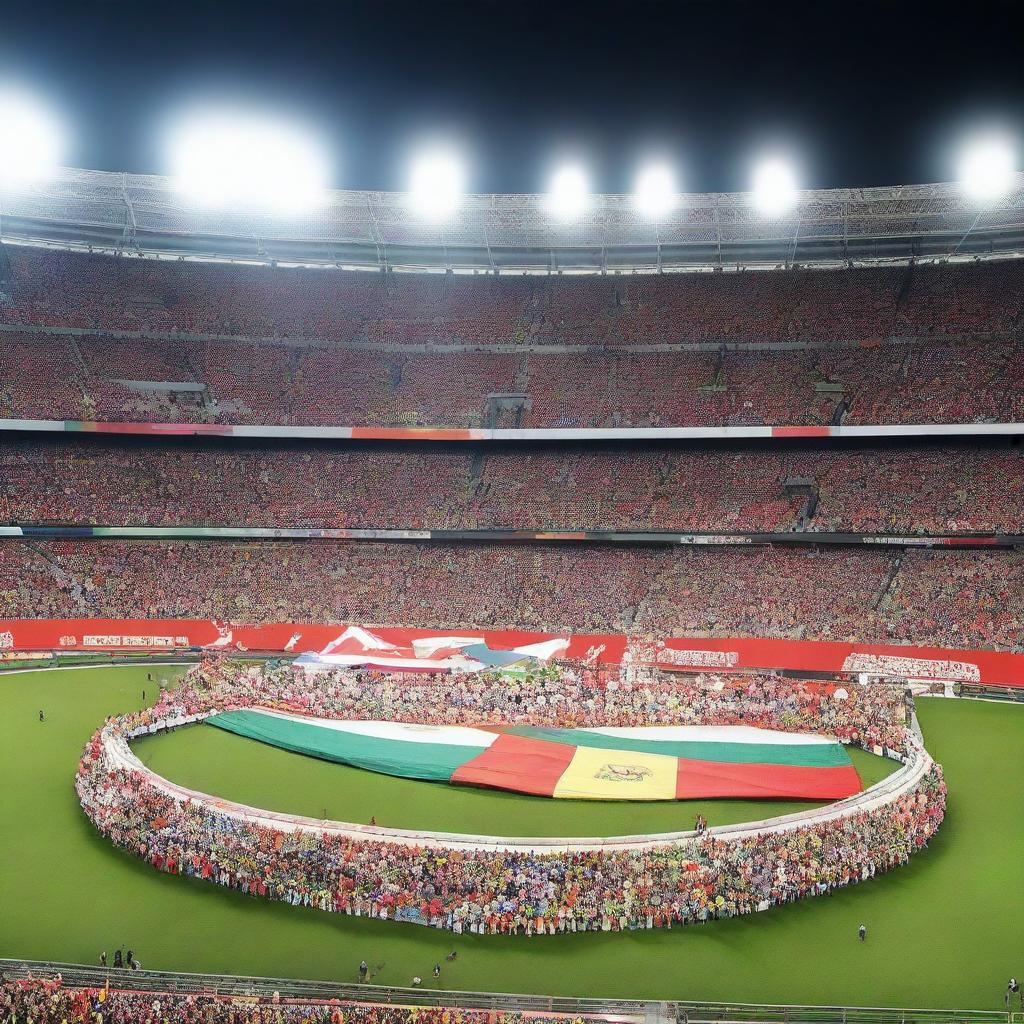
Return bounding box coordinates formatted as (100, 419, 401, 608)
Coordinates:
(1, 246, 1022, 428)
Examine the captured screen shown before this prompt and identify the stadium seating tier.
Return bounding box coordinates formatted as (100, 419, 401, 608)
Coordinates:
(2, 247, 1023, 428)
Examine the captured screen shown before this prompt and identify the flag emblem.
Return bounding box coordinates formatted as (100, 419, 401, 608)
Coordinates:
(595, 763, 653, 782)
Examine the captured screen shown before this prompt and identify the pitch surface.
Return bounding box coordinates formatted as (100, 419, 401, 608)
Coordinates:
(1, 665, 1020, 1009)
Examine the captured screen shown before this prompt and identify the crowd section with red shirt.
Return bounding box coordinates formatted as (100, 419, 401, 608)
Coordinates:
(2, 334, 1023, 429)
(3, 247, 1021, 343)
(3, 540, 1023, 650)
(2, 439, 1023, 534)
(1, 247, 1024, 428)
(72, 660, 941, 935)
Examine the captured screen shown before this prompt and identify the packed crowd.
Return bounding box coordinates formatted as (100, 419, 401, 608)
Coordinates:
(1, 246, 1023, 429)
(4, 539, 1024, 650)
(3, 334, 1023, 428)
(2, 438, 1022, 535)
(74, 661, 941, 934)
(3, 246, 1021, 344)
(173, 659, 910, 751)
(0, 977, 586, 1024)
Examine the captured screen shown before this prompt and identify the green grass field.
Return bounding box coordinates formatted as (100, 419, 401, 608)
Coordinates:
(1, 664, 1022, 1010)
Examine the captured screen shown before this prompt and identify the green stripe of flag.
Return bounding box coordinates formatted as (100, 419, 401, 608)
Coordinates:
(505, 726, 852, 767)
(208, 709, 488, 781)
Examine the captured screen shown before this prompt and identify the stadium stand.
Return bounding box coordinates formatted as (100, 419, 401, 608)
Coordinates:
(3, 247, 1022, 343)
(2, 439, 1022, 534)
(5, 333, 1024, 428)
(1, 977, 607, 1024)
(3, 539, 1023, 649)
(3, 248, 1023, 648)
(1, 247, 1023, 428)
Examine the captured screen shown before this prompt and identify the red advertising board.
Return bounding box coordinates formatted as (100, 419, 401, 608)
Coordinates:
(2, 618, 1022, 687)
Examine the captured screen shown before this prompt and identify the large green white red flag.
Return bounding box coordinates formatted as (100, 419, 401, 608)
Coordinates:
(208, 708, 862, 801)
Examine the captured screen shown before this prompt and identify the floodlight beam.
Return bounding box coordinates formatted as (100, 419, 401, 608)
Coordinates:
(958, 135, 1016, 202)
(168, 111, 330, 214)
(408, 149, 465, 219)
(751, 157, 799, 216)
(0, 89, 63, 185)
(634, 163, 677, 218)
(546, 164, 590, 220)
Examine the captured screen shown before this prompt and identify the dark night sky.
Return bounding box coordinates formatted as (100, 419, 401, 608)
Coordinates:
(1, 0, 1022, 193)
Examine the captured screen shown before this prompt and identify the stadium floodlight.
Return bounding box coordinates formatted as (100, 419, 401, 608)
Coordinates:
(169, 111, 329, 213)
(0, 88, 63, 185)
(957, 135, 1016, 201)
(633, 163, 677, 218)
(408, 149, 465, 219)
(751, 157, 799, 216)
(546, 164, 590, 220)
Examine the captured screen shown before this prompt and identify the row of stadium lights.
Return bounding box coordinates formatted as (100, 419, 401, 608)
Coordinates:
(0, 88, 1019, 218)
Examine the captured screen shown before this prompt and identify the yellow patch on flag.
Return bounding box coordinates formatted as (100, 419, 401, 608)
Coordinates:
(552, 744, 678, 800)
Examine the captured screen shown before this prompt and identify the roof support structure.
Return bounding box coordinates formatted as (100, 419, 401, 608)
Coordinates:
(0, 166, 1022, 273)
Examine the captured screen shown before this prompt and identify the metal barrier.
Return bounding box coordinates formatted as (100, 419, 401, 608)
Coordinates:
(958, 683, 1024, 704)
(0, 960, 1009, 1024)
(0, 653, 201, 674)
(0, 959, 656, 1018)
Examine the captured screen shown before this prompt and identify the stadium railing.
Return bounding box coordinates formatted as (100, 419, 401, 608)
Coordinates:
(956, 682, 1024, 703)
(0, 960, 1011, 1023)
(0, 651, 203, 673)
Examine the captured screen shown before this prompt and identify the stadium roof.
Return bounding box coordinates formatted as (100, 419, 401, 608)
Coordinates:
(2, 165, 1024, 272)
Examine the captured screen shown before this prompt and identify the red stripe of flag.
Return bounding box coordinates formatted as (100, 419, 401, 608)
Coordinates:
(675, 757, 862, 800)
(451, 732, 577, 796)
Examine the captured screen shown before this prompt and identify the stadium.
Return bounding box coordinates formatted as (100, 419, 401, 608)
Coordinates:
(2, 10, 1024, 1023)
